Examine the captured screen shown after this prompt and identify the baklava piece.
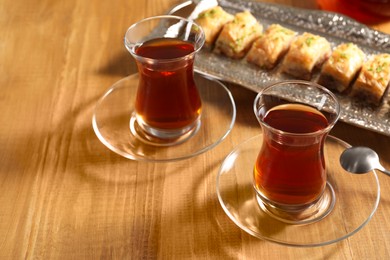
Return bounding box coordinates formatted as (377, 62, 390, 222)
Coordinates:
(195, 6, 234, 47)
(318, 43, 365, 92)
(281, 32, 331, 80)
(247, 24, 296, 69)
(350, 53, 390, 105)
(214, 10, 263, 59)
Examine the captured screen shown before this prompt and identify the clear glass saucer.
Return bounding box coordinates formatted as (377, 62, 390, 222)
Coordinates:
(92, 73, 236, 162)
(217, 134, 380, 247)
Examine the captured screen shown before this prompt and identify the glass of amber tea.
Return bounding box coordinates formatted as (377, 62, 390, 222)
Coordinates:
(124, 16, 205, 146)
(317, 0, 390, 24)
(253, 81, 340, 224)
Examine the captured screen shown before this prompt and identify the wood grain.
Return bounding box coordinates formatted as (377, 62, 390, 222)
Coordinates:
(1, 0, 389, 259)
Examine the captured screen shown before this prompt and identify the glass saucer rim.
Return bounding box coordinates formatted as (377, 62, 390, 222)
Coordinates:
(92, 73, 236, 162)
(216, 134, 380, 247)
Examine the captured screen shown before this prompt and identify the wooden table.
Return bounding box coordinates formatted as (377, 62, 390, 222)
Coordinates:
(1, 0, 389, 259)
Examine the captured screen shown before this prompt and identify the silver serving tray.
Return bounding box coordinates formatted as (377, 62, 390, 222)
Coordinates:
(170, 0, 390, 136)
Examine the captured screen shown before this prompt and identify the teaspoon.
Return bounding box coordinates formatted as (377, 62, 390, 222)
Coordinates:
(340, 146, 390, 176)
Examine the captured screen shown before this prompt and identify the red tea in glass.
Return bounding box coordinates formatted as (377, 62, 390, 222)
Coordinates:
(124, 16, 205, 144)
(317, 0, 390, 24)
(253, 81, 340, 223)
(134, 38, 202, 130)
(254, 104, 328, 205)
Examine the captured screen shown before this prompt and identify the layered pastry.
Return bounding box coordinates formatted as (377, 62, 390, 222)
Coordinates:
(247, 24, 296, 69)
(350, 53, 390, 105)
(214, 10, 263, 59)
(318, 43, 365, 92)
(195, 6, 234, 47)
(281, 32, 331, 80)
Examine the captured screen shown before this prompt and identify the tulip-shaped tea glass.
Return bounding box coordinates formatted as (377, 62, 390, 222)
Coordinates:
(253, 80, 340, 224)
(124, 15, 205, 146)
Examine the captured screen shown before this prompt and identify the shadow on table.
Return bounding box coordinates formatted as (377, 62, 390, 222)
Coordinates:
(60, 88, 352, 259)
(147, 153, 349, 259)
(50, 88, 190, 186)
(96, 50, 137, 77)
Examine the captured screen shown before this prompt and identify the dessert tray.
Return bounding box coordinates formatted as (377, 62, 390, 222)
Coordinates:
(170, 0, 390, 136)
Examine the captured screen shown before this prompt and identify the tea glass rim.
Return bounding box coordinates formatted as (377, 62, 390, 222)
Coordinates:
(253, 80, 341, 137)
(124, 15, 205, 64)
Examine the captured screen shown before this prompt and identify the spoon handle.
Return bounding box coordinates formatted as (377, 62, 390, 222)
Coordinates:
(377, 167, 390, 176)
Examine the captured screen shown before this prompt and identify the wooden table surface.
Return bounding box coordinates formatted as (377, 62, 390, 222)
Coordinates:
(1, 0, 389, 259)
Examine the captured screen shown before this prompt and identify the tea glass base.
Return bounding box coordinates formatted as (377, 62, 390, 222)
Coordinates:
(130, 112, 201, 147)
(92, 73, 236, 162)
(216, 134, 380, 247)
(255, 182, 335, 225)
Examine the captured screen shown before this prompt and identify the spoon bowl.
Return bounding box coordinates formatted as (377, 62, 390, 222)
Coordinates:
(340, 146, 390, 176)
